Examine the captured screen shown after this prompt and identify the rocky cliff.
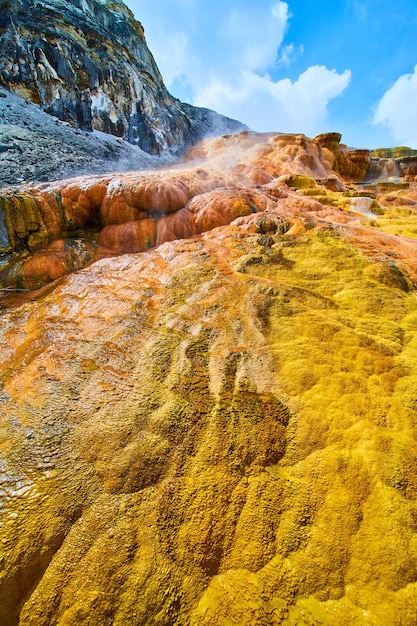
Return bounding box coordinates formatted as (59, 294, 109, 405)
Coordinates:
(0, 85, 173, 186)
(1, 130, 417, 625)
(0, 0, 244, 155)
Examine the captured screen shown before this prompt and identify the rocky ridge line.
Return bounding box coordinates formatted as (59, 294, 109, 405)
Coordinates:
(0, 0, 244, 156)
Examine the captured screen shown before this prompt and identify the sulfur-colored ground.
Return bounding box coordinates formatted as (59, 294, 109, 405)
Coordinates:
(1, 132, 417, 625)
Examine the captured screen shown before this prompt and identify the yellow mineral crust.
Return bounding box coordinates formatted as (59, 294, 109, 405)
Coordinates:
(1, 204, 417, 624)
(1, 132, 417, 625)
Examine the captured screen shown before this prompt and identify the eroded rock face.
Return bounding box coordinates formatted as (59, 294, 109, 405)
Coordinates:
(0, 0, 243, 155)
(1, 130, 417, 625)
(315, 134, 417, 183)
(314, 132, 371, 181)
(399, 157, 417, 179)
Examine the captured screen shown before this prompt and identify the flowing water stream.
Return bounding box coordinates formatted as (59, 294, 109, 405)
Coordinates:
(366, 157, 400, 181)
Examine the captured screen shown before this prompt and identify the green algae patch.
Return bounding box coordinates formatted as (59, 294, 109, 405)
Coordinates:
(0, 192, 49, 252)
(297, 186, 354, 210)
(279, 174, 319, 189)
(372, 147, 417, 159)
(365, 201, 417, 238)
(297, 187, 324, 197)
(373, 215, 417, 238)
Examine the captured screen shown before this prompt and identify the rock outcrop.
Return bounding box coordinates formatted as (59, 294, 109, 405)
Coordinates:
(0, 0, 244, 155)
(315, 134, 417, 183)
(314, 132, 371, 181)
(372, 146, 417, 159)
(0, 86, 173, 186)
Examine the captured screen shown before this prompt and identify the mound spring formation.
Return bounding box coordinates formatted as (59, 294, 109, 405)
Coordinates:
(1, 128, 417, 625)
(1, 1, 417, 625)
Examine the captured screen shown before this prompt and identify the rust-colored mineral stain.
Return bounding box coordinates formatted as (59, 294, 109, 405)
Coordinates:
(2, 131, 417, 293)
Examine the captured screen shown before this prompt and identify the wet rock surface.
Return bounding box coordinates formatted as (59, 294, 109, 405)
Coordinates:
(1, 194, 417, 624)
(1, 124, 417, 625)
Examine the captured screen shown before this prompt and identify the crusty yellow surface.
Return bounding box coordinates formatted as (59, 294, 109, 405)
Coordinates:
(1, 206, 417, 624)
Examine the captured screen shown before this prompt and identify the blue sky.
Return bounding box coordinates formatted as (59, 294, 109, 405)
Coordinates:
(124, 0, 417, 149)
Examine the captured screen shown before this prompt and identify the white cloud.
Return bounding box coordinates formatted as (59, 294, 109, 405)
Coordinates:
(136, 1, 290, 86)
(126, 0, 351, 136)
(223, 2, 289, 73)
(278, 43, 304, 68)
(194, 66, 351, 135)
(373, 65, 417, 147)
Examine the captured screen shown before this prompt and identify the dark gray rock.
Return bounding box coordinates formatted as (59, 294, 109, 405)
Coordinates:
(0, 86, 174, 187)
(0, 204, 9, 251)
(0, 0, 245, 156)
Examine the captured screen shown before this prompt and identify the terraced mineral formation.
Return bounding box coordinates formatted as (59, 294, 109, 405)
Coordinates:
(0, 0, 243, 155)
(1, 130, 417, 625)
(1, 130, 417, 295)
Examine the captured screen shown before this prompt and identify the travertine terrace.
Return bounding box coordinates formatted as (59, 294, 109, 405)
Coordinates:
(1, 130, 417, 625)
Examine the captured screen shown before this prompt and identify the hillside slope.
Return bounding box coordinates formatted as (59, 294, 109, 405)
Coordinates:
(0, 86, 173, 186)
